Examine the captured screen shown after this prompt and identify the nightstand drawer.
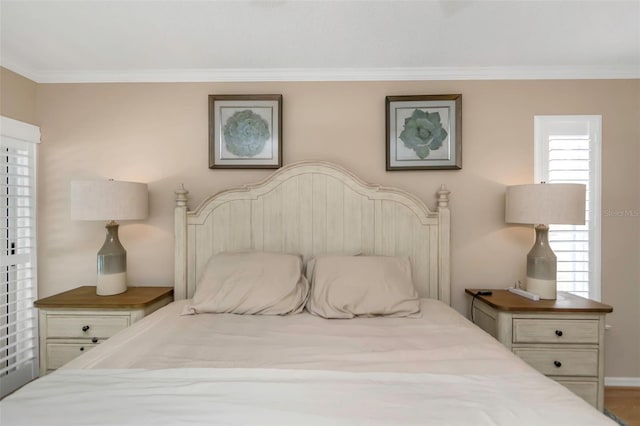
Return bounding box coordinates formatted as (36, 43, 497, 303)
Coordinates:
(513, 348, 598, 376)
(47, 315, 129, 338)
(513, 319, 599, 344)
(46, 343, 98, 369)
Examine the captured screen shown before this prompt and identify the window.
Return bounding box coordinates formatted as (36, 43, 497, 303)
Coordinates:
(1, 116, 40, 397)
(534, 115, 601, 300)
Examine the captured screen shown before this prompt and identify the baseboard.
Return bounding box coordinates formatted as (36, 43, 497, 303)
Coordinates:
(605, 377, 640, 387)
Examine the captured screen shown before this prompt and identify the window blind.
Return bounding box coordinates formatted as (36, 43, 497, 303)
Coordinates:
(548, 136, 591, 297)
(535, 116, 601, 300)
(1, 116, 40, 398)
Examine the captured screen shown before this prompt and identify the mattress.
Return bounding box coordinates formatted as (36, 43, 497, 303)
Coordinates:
(2, 299, 614, 425)
(63, 298, 531, 373)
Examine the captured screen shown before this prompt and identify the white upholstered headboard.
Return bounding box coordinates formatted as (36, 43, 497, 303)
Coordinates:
(174, 161, 451, 304)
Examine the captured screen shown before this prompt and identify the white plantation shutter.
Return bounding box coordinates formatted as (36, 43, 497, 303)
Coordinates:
(1, 116, 40, 397)
(535, 116, 601, 300)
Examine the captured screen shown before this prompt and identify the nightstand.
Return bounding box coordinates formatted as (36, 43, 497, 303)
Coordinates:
(465, 289, 613, 411)
(35, 286, 173, 374)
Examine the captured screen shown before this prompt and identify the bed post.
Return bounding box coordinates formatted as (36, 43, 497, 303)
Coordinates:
(174, 184, 189, 300)
(437, 185, 451, 305)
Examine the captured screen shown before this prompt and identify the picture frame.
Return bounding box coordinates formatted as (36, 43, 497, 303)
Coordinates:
(209, 94, 283, 169)
(385, 94, 462, 170)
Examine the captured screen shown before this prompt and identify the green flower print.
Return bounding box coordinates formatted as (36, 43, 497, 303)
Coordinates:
(399, 109, 448, 159)
(223, 110, 270, 157)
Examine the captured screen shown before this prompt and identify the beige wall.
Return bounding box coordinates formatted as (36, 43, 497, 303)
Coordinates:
(34, 79, 639, 378)
(0, 67, 38, 124)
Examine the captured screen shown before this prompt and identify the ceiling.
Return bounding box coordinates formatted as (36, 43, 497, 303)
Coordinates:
(1, 0, 639, 83)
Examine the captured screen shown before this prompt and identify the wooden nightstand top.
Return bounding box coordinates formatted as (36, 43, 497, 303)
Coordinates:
(465, 289, 613, 313)
(35, 286, 174, 310)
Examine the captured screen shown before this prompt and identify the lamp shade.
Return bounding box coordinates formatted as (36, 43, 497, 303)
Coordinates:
(505, 183, 586, 225)
(71, 180, 148, 221)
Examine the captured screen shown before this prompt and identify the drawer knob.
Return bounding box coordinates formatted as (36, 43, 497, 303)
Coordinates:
(555, 330, 563, 337)
(80, 347, 85, 352)
(91, 337, 98, 343)
(82, 325, 90, 332)
(553, 360, 562, 368)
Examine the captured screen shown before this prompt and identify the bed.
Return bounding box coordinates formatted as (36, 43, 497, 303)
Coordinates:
(1, 161, 613, 425)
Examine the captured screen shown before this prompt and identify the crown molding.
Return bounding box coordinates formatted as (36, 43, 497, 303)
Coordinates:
(3, 62, 639, 83)
(0, 58, 40, 83)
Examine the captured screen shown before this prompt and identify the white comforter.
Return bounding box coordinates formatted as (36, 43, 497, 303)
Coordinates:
(1, 299, 613, 425)
(3, 368, 611, 426)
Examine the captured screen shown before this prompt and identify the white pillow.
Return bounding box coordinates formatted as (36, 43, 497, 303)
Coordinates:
(182, 251, 308, 315)
(304, 252, 361, 284)
(305, 255, 421, 319)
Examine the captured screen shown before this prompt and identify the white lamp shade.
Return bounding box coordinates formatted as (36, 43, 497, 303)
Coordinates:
(71, 180, 148, 221)
(505, 183, 586, 225)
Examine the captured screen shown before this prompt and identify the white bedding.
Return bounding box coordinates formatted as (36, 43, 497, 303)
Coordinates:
(3, 368, 611, 426)
(1, 299, 614, 425)
(63, 299, 531, 373)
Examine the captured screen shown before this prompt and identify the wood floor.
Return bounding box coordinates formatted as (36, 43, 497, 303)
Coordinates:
(605, 387, 640, 425)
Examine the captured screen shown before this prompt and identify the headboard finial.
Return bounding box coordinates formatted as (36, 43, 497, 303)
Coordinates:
(175, 184, 189, 207)
(437, 184, 450, 208)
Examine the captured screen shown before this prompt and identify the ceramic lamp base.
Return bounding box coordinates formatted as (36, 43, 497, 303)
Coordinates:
(525, 224, 557, 300)
(96, 221, 128, 296)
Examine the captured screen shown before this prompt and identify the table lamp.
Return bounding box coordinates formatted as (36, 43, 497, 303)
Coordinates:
(71, 180, 148, 296)
(505, 183, 586, 300)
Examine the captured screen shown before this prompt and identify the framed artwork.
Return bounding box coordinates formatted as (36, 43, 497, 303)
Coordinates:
(209, 94, 282, 169)
(385, 94, 462, 170)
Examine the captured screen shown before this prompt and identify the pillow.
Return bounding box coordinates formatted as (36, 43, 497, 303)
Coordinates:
(305, 255, 421, 319)
(182, 251, 308, 315)
(304, 252, 361, 284)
